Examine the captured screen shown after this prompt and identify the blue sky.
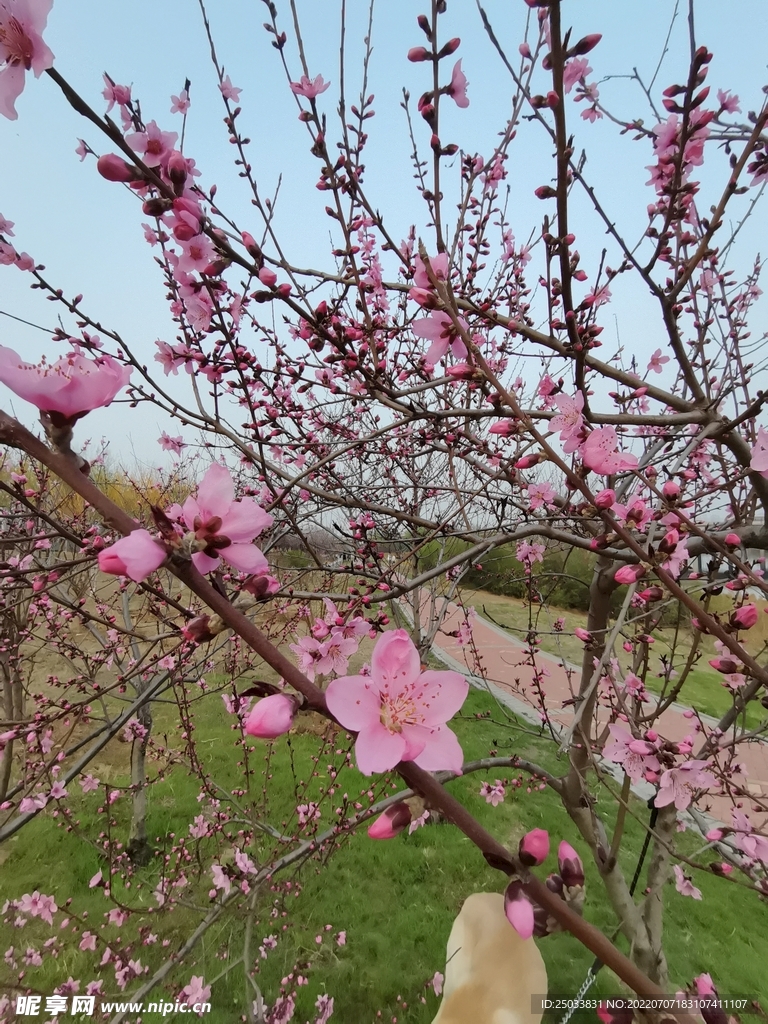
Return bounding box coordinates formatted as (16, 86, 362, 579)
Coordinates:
(1, 0, 766, 466)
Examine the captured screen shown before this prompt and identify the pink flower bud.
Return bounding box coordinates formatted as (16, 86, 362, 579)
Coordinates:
(708, 657, 741, 675)
(367, 801, 412, 839)
(181, 614, 217, 645)
(97, 530, 167, 583)
(662, 479, 680, 500)
(519, 827, 550, 867)
(258, 267, 277, 288)
(244, 694, 297, 739)
(594, 488, 615, 509)
(731, 603, 758, 630)
(514, 453, 541, 469)
(535, 185, 558, 199)
(489, 420, 515, 436)
(614, 564, 645, 585)
(504, 880, 534, 940)
(574, 627, 592, 643)
(407, 46, 430, 62)
(438, 37, 461, 58)
(706, 828, 724, 841)
(242, 574, 280, 598)
(97, 154, 137, 182)
(724, 533, 741, 548)
(166, 150, 188, 186)
(569, 33, 602, 56)
(557, 841, 584, 888)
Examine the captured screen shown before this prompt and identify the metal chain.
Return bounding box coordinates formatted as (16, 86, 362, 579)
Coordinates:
(557, 966, 598, 1024)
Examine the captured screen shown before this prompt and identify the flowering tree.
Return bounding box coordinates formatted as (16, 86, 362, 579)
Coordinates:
(1, 0, 768, 1018)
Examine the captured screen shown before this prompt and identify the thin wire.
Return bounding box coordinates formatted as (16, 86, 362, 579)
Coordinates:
(0, 309, 53, 334)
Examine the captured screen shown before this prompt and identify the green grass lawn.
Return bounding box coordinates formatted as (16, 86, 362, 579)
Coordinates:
(1, 687, 766, 1022)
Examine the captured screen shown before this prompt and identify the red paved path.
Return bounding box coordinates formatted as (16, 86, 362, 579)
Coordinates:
(426, 601, 768, 829)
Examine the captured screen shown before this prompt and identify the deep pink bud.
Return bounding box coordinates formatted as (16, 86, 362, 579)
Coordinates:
(614, 564, 645, 585)
(569, 33, 602, 57)
(662, 479, 680, 500)
(724, 533, 741, 548)
(258, 267, 277, 288)
(514, 453, 541, 470)
(367, 801, 412, 839)
(408, 46, 431, 62)
(557, 841, 585, 888)
(708, 657, 741, 675)
(181, 614, 217, 645)
(489, 420, 515, 437)
(534, 185, 558, 199)
(167, 150, 188, 187)
(504, 880, 534, 939)
(519, 828, 550, 867)
(574, 628, 592, 643)
(244, 694, 297, 739)
(242, 574, 280, 598)
(594, 488, 615, 510)
(731, 603, 758, 630)
(97, 154, 136, 182)
(438, 37, 461, 58)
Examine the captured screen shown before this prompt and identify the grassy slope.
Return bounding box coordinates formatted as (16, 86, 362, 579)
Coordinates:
(1, 689, 766, 1022)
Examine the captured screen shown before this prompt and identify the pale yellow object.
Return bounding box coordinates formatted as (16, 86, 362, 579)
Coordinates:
(433, 892, 548, 1024)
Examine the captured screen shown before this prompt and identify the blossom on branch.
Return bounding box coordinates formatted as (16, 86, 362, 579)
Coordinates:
(0, 345, 132, 422)
(181, 463, 273, 575)
(325, 629, 468, 775)
(290, 74, 330, 99)
(0, 0, 54, 120)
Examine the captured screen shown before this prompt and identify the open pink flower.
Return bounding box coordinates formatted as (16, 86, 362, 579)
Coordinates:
(290, 74, 330, 99)
(0, 0, 54, 121)
(655, 760, 715, 811)
(0, 346, 132, 421)
(550, 392, 585, 452)
(673, 864, 702, 899)
(124, 120, 178, 168)
(325, 629, 468, 775)
(182, 463, 273, 574)
(647, 348, 670, 374)
(750, 426, 768, 477)
(581, 426, 638, 474)
(412, 310, 469, 365)
(446, 60, 469, 108)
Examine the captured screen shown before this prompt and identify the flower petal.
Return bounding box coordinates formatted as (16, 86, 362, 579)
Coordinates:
(220, 497, 273, 542)
(412, 725, 464, 773)
(196, 463, 234, 519)
(220, 543, 268, 573)
(413, 670, 469, 725)
(192, 551, 220, 574)
(370, 629, 421, 689)
(355, 723, 406, 775)
(325, 676, 382, 730)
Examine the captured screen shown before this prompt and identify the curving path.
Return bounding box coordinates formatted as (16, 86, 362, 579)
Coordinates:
(424, 598, 768, 830)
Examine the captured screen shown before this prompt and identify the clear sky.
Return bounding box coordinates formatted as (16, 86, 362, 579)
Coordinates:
(1, 0, 766, 467)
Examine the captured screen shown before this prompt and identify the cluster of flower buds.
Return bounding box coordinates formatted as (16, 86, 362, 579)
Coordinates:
(503, 834, 585, 940)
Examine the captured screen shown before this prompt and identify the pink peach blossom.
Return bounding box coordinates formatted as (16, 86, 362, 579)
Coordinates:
(325, 629, 468, 775)
(0, 346, 132, 421)
(181, 463, 273, 574)
(367, 801, 412, 839)
(447, 60, 469, 108)
(581, 426, 638, 474)
(655, 760, 715, 811)
(290, 74, 330, 99)
(504, 881, 534, 940)
(0, 0, 54, 120)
